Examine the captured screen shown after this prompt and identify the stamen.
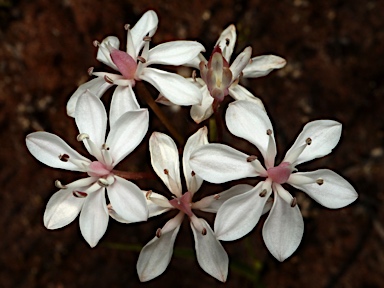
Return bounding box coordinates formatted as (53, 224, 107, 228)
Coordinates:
(146, 190, 152, 199)
(59, 154, 70, 162)
(104, 75, 114, 84)
(225, 38, 230, 46)
(102, 144, 110, 150)
(164, 169, 169, 175)
(76, 133, 89, 142)
(87, 67, 94, 76)
(213, 194, 220, 200)
(202, 228, 207, 235)
(92, 40, 100, 47)
(265, 129, 276, 169)
(124, 24, 130, 30)
(306, 137, 312, 145)
(97, 178, 109, 187)
(73, 190, 88, 198)
(191, 171, 196, 177)
(259, 189, 267, 197)
(137, 56, 146, 63)
(247, 155, 258, 162)
(290, 197, 297, 207)
(55, 180, 67, 189)
(267, 129, 273, 135)
(316, 178, 324, 185)
(143, 36, 151, 41)
(155, 228, 162, 238)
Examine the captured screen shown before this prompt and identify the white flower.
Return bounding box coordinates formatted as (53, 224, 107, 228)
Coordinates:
(67, 10, 205, 117)
(26, 91, 149, 247)
(190, 100, 358, 261)
(157, 24, 286, 123)
(127, 127, 251, 282)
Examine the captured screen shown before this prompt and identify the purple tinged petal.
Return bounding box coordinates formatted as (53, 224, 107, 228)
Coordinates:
(109, 85, 140, 128)
(149, 132, 182, 196)
(66, 77, 113, 117)
(226, 100, 276, 163)
(229, 46, 252, 80)
(191, 218, 228, 282)
(183, 127, 208, 194)
(242, 55, 287, 78)
(262, 190, 304, 261)
(137, 212, 183, 282)
(107, 176, 148, 223)
(284, 120, 342, 166)
(26, 131, 90, 171)
(106, 109, 149, 165)
(215, 182, 272, 241)
(44, 188, 85, 229)
(75, 91, 107, 151)
(288, 169, 358, 209)
(140, 68, 202, 106)
(190, 143, 259, 184)
(147, 41, 205, 66)
(79, 187, 109, 248)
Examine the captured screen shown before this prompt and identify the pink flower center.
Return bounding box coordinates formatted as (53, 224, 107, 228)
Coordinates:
(267, 162, 292, 184)
(169, 191, 193, 217)
(87, 161, 111, 177)
(110, 49, 137, 80)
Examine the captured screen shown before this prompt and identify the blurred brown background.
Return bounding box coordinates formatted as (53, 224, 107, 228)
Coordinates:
(1, 0, 383, 287)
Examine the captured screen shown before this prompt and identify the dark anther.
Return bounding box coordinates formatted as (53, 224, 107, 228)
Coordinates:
(104, 75, 114, 84)
(143, 36, 151, 41)
(225, 38, 230, 46)
(316, 178, 324, 185)
(191, 171, 196, 177)
(59, 154, 70, 162)
(290, 197, 297, 207)
(306, 137, 312, 145)
(213, 194, 220, 200)
(73, 191, 88, 198)
(137, 56, 146, 63)
(202, 228, 207, 235)
(267, 129, 273, 135)
(164, 169, 169, 175)
(259, 189, 267, 197)
(87, 67, 94, 76)
(156, 228, 162, 238)
(146, 190, 153, 199)
(247, 155, 258, 162)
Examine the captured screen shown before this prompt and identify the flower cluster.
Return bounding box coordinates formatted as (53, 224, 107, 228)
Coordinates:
(26, 10, 358, 283)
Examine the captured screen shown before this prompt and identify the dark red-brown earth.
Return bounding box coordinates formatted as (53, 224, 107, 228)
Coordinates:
(1, 0, 383, 287)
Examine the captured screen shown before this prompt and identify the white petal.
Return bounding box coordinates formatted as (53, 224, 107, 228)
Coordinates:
(75, 91, 107, 151)
(106, 109, 149, 165)
(79, 187, 109, 247)
(44, 188, 85, 229)
(215, 182, 272, 240)
(228, 84, 265, 110)
(288, 169, 358, 209)
(242, 55, 287, 78)
(190, 143, 259, 183)
(215, 24, 236, 62)
(146, 191, 173, 217)
(131, 10, 158, 57)
(183, 127, 208, 194)
(26, 132, 90, 171)
(96, 36, 120, 69)
(191, 218, 228, 282)
(182, 53, 207, 69)
(284, 120, 342, 166)
(194, 184, 253, 213)
(230, 46, 252, 80)
(109, 85, 140, 127)
(66, 77, 113, 117)
(226, 100, 276, 162)
(190, 84, 214, 123)
(107, 176, 148, 222)
(137, 213, 182, 282)
(262, 189, 304, 261)
(149, 132, 182, 196)
(147, 41, 205, 66)
(140, 68, 202, 106)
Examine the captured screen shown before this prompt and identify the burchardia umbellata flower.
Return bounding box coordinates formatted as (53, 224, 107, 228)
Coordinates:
(67, 10, 205, 117)
(190, 100, 358, 261)
(26, 91, 149, 247)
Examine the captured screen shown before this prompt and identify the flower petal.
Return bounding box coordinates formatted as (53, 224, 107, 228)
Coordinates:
(193, 184, 253, 213)
(149, 132, 182, 196)
(147, 41, 205, 66)
(109, 85, 140, 127)
(230, 46, 252, 80)
(96, 36, 120, 69)
(66, 77, 113, 117)
(137, 212, 183, 282)
(191, 218, 228, 282)
(26, 131, 90, 171)
(288, 169, 358, 209)
(79, 187, 109, 247)
(75, 91, 107, 151)
(130, 10, 158, 57)
(190, 143, 259, 183)
(183, 127, 208, 194)
(242, 55, 287, 78)
(106, 109, 149, 165)
(283, 120, 342, 166)
(215, 24, 236, 62)
(226, 100, 276, 163)
(140, 67, 202, 106)
(215, 182, 272, 241)
(44, 188, 85, 229)
(107, 176, 148, 223)
(190, 84, 214, 123)
(228, 84, 265, 110)
(262, 188, 304, 261)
